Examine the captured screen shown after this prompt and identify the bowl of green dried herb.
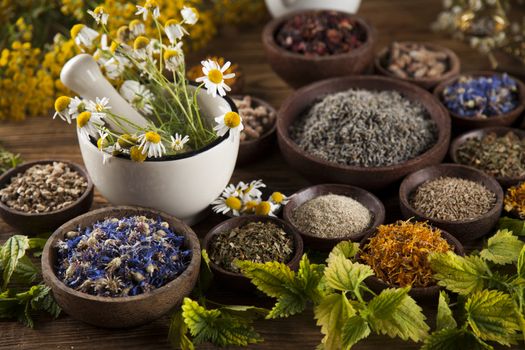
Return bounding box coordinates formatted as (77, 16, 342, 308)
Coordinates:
(203, 215, 303, 290)
(41, 206, 201, 328)
(450, 127, 525, 188)
(399, 164, 504, 242)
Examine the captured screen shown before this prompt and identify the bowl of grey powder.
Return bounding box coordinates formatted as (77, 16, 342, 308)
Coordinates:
(0, 160, 94, 234)
(399, 163, 504, 241)
(277, 75, 451, 190)
(283, 184, 385, 251)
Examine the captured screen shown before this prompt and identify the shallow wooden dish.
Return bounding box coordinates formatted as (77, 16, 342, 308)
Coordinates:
(277, 75, 451, 190)
(450, 127, 525, 188)
(233, 95, 278, 166)
(0, 160, 94, 234)
(374, 41, 460, 90)
(433, 71, 525, 131)
(358, 227, 464, 301)
(399, 163, 504, 242)
(283, 184, 385, 251)
(203, 215, 303, 290)
(262, 10, 377, 88)
(41, 206, 201, 328)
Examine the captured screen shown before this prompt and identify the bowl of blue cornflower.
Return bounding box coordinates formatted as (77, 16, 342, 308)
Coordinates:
(434, 71, 525, 131)
(41, 206, 201, 328)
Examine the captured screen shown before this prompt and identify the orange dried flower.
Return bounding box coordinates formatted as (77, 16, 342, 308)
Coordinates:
(504, 182, 525, 219)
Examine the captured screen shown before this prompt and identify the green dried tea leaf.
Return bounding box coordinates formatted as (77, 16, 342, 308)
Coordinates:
(341, 316, 371, 350)
(437, 291, 457, 331)
(315, 293, 356, 349)
(480, 229, 524, 264)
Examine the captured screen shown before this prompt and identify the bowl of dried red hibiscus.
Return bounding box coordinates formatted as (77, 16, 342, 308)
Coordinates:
(262, 9, 376, 88)
(358, 220, 464, 300)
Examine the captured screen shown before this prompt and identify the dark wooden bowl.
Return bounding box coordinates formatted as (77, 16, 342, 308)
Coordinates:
(233, 95, 277, 166)
(374, 42, 461, 90)
(262, 10, 377, 88)
(433, 71, 525, 131)
(399, 163, 504, 242)
(0, 160, 94, 234)
(450, 127, 525, 188)
(277, 75, 451, 190)
(202, 215, 303, 290)
(283, 184, 385, 251)
(41, 206, 201, 328)
(358, 227, 465, 301)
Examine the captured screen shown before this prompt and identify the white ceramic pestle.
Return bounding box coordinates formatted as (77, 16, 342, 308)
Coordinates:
(60, 54, 149, 133)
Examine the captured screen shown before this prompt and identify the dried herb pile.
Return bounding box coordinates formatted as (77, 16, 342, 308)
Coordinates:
(504, 182, 525, 219)
(361, 220, 452, 287)
(55, 216, 191, 297)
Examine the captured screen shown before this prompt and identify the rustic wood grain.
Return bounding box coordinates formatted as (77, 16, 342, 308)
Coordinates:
(1, 0, 523, 349)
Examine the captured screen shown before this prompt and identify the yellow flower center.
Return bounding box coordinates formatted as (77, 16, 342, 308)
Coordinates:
(208, 69, 223, 84)
(145, 0, 158, 8)
(130, 146, 147, 162)
(133, 36, 149, 50)
(94, 6, 105, 15)
(165, 19, 178, 28)
(95, 103, 104, 112)
(97, 137, 108, 150)
(163, 50, 179, 61)
(76, 111, 91, 128)
(109, 41, 119, 53)
(129, 19, 142, 30)
(118, 134, 137, 148)
(70, 24, 85, 39)
(116, 26, 130, 42)
(243, 200, 258, 213)
(54, 96, 71, 112)
(145, 131, 161, 144)
(255, 201, 271, 216)
(271, 192, 285, 204)
(224, 112, 241, 128)
(225, 196, 242, 211)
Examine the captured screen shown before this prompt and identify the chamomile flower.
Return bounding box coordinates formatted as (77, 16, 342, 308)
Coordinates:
(68, 97, 86, 118)
(129, 20, 146, 38)
(240, 179, 265, 201)
(103, 55, 130, 80)
(164, 19, 187, 44)
(242, 199, 260, 214)
(86, 97, 111, 116)
(70, 24, 99, 50)
(211, 195, 242, 216)
(53, 96, 73, 123)
(170, 133, 189, 151)
(181, 7, 199, 25)
(270, 192, 289, 206)
(163, 43, 184, 72)
(138, 131, 166, 158)
(195, 59, 235, 97)
(135, 0, 160, 21)
(87, 6, 109, 26)
(133, 36, 150, 59)
(221, 183, 242, 199)
(97, 130, 116, 164)
(130, 145, 147, 162)
(255, 201, 278, 217)
(214, 110, 243, 137)
(76, 111, 104, 140)
(120, 80, 154, 115)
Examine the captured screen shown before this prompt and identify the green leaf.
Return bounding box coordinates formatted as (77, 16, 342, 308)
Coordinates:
(480, 230, 524, 264)
(422, 328, 493, 350)
(324, 255, 373, 293)
(314, 293, 356, 349)
(518, 245, 525, 279)
(0, 297, 19, 319)
(219, 305, 269, 321)
(429, 252, 490, 295)
(295, 255, 324, 303)
(10, 255, 38, 284)
(29, 285, 60, 318)
(436, 291, 457, 331)
(327, 241, 360, 263)
(363, 288, 429, 342)
(27, 238, 47, 251)
(465, 289, 521, 346)
(1, 235, 30, 289)
(341, 316, 371, 350)
(267, 293, 307, 319)
(168, 310, 195, 350)
(237, 260, 296, 298)
(498, 217, 525, 236)
(194, 249, 213, 297)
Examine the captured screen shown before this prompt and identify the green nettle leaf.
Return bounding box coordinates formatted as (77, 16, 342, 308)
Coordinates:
(168, 310, 195, 350)
(363, 288, 429, 342)
(479, 229, 524, 265)
(341, 316, 371, 350)
(429, 252, 490, 295)
(465, 289, 521, 346)
(422, 328, 493, 350)
(1, 235, 30, 290)
(194, 249, 213, 296)
(498, 217, 525, 236)
(314, 293, 356, 349)
(517, 245, 525, 279)
(296, 255, 325, 303)
(327, 241, 360, 263)
(324, 255, 373, 293)
(27, 238, 47, 251)
(10, 255, 38, 284)
(237, 260, 296, 299)
(267, 293, 307, 319)
(437, 291, 457, 331)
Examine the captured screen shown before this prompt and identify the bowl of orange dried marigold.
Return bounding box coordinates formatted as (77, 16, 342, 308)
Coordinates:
(359, 220, 464, 300)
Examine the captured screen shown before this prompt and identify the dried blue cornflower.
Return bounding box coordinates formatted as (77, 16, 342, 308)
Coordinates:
(442, 73, 519, 118)
(55, 215, 191, 297)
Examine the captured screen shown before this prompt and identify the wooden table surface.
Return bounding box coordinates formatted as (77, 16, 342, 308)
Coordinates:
(2, 1, 524, 349)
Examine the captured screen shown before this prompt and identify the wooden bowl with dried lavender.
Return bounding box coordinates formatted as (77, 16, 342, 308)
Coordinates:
(41, 206, 201, 328)
(450, 127, 525, 188)
(374, 41, 461, 90)
(358, 220, 464, 300)
(262, 10, 376, 88)
(283, 184, 385, 251)
(0, 160, 94, 234)
(434, 71, 525, 131)
(203, 215, 303, 290)
(399, 163, 504, 242)
(277, 75, 451, 190)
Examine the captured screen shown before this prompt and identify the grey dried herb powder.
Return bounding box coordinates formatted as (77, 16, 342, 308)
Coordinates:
(209, 221, 294, 273)
(411, 176, 496, 221)
(290, 89, 437, 167)
(292, 194, 372, 238)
